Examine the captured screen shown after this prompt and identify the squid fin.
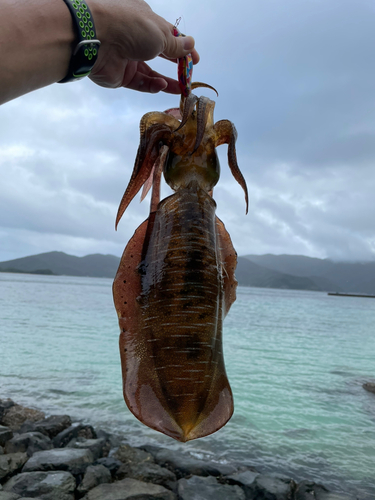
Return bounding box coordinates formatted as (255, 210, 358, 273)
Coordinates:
(216, 216, 238, 316)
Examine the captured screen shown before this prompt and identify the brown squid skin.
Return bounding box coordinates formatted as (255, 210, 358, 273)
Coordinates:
(113, 84, 247, 441)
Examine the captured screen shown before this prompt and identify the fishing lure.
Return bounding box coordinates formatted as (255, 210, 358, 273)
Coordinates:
(173, 18, 193, 97)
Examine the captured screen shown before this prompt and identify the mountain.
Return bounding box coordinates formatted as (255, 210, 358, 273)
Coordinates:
(2, 251, 375, 294)
(243, 254, 334, 277)
(236, 257, 324, 291)
(0, 251, 120, 278)
(242, 254, 375, 294)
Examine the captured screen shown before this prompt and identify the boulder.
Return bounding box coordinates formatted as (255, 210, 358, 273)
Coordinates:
(144, 446, 237, 478)
(178, 475, 245, 500)
(5, 432, 52, 457)
(0, 400, 15, 423)
(3, 471, 75, 500)
(0, 453, 28, 482)
(1, 405, 44, 432)
(22, 448, 94, 476)
(295, 480, 357, 500)
(77, 464, 111, 496)
(363, 382, 375, 394)
(0, 428, 13, 448)
(0, 492, 21, 500)
(226, 469, 260, 488)
(53, 425, 96, 448)
(249, 474, 296, 500)
(66, 437, 109, 461)
(113, 444, 154, 465)
(116, 461, 176, 487)
(0, 448, 3, 456)
(94, 457, 122, 477)
(83, 477, 176, 500)
(19, 415, 72, 439)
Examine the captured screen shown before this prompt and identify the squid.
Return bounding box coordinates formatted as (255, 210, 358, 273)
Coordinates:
(113, 83, 248, 442)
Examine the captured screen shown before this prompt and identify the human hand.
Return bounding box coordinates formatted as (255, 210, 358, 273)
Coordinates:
(89, 0, 200, 94)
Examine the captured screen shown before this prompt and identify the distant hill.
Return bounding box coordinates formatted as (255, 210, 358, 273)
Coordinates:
(243, 254, 334, 277)
(0, 251, 120, 278)
(243, 254, 375, 294)
(2, 251, 375, 294)
(236, 257, 324, 291)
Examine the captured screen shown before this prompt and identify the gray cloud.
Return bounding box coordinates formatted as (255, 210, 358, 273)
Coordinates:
(1, 0, 375, 262)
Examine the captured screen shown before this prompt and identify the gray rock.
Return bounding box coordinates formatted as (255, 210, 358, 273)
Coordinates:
(5, 432, 53, 457)
(77, 464, 111, 495)
(22, 448, 94, 476)
(0, 453, 28, 481)
(226, 469, 260, 488)
(66, 437, 109, 461)
(53, 425, 96, 448)
(83, 477, 175, 500)
(250, 474, 296, 500)
(178, 475, 245, 500)
(19, 415, 72, 439)
(94, 457, 122, 477)
(363, 382, 375, 394)
(0, 447, 3, 456)
(116, 461, 176, 487)
(0, 492, 21, 500)
(296, 480, 357, 500)
(1, 405, 44, 432)
(0, 400, 15, 423)
(144, 446, 237, 478)
(113, 444, 154, 465)
(3, 471, 75, 500)
(0, 427, 13, 448)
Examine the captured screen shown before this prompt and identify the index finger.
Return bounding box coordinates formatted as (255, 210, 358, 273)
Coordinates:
(159, 48, 200, 65)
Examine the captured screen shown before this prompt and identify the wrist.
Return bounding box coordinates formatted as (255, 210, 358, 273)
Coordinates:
(59, 0, 101, 83)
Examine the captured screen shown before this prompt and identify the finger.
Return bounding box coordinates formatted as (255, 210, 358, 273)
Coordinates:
(159, 48, 200, 65)
(122, 62, 181, 94)
(162, 33, 198, 60)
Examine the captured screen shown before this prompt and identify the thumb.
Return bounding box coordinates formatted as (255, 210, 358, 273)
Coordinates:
(163, 34, 195, 60)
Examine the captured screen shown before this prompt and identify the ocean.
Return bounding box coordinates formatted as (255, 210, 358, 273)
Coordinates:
(0, 272, 374, 498)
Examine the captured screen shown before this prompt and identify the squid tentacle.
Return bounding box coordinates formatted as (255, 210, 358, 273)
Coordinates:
(191, 82, 219, 96)
(174, 93, 198, 132)
(115, 125, 172, 228)
(115, 112, 180, 228)
(213, 119, 249, 214)
(149, 145, 169, 212)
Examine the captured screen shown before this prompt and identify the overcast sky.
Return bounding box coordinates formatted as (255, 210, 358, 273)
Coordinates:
(1, 0, 375, 262)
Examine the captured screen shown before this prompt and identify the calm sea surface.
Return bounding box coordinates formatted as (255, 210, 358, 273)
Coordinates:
(0, 273, 374, 498)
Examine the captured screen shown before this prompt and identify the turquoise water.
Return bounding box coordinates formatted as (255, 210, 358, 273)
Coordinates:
(0, 273, 374, 498)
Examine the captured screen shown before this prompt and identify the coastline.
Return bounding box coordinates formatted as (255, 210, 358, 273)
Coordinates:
(0, 398, 359, 500)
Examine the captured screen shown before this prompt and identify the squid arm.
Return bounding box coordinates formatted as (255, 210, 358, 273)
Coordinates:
(115, 112, 179, 228)
(213, 119, 249, 214)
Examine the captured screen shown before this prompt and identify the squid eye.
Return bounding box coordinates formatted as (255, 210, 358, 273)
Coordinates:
(158, 141, 164, 150)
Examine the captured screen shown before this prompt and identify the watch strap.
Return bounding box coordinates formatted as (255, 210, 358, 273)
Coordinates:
(59, 0, 100, 83)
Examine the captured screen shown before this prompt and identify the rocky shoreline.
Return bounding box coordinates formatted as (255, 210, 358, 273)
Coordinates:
(0, 398, 358, 500)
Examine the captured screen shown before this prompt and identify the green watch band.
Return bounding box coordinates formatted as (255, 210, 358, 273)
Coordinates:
(59, 0, 101, 83)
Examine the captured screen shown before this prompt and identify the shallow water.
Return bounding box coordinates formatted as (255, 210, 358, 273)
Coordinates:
(0, 273, 374, 498)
